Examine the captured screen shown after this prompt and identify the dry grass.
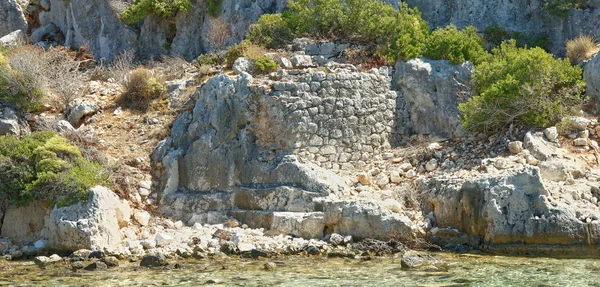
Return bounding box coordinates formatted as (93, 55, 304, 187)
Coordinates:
(208, 17, 231, 51)
(566, 35, 600, 65)
(119, 67, 165, 110)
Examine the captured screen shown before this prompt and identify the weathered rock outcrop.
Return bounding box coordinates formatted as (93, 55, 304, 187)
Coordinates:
(152, 59, 467, 240)
(422, 152, 600, 255)
(1, 186, 130, 251)
(406, 0, 600, 55)
(0, 0, 27, 38)
(394, 58, 473, 139)
(584, 52, 600, 109)
(0, 107, 30, 136)
(39, 0, 137, 61)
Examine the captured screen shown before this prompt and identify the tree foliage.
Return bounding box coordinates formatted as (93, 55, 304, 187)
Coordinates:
(122, 0, 193, 24)
(459, 40, 585, 132)
(0, 132, 109, 208)
(424, 25, 486, 64)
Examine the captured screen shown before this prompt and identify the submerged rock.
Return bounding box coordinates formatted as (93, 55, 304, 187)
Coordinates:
(140, 254, 166, 268)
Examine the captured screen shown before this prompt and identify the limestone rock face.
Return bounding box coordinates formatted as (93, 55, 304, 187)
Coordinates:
(584, 52, 600, 109)
(394, 58, 474, 138)
(405, 0, 600, 55)
(0, 0, 27, 38)
(1, 186, 130, 251)
(0, 107, 30, 136)
(41, 186, 130, 251)
(422, 167, 600, 252)
(1, 202, 51, 244)
(152, 66, 435, 240)
(41, 0, 137, 61)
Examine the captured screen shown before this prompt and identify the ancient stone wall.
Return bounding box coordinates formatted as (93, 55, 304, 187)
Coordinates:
(267, 67, 410, 170)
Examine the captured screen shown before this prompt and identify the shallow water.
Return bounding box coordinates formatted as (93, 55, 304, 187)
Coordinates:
(1, 253, 600, 286)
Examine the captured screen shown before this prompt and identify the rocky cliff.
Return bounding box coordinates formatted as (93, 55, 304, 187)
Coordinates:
(14, 0, 600, 61)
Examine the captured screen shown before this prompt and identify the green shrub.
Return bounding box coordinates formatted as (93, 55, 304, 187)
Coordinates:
(423, 25, 487, 64)
(196, 53, 222, 66)
(225, 40, 265, 68)
(513, 32, 551, 51)
(459, 40, 585, 132)
(205, 0, 222, 17)
(0, 132, 109, 208)
(122, 0, 193, 24)
(120, 67, 165, 110)
(254, 57, 278, 74)
(247, 14, 293, 49)
(543, 0, 583, 16)
(248, 0, 429, 61)
(483, 24, 510, 47)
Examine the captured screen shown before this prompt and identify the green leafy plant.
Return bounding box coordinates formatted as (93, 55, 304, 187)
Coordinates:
(247, 0, 428, 61)
(423, 25, 487, 64)
(483, 24, 510, 47)
(205, 0, 222, 17)
(246, 14, 294, 49)
(254, 57, 278, 74)
(122, 0, 193, 24)
(543, 0, 584, 16)
(459, 40, 585, 132)
(0, 132, 109, 208)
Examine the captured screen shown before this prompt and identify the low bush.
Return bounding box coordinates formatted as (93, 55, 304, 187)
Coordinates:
(205, 0, 222, 17)
(120, 67, 165, 110)
(0, 46, 46, 112)
(0, 132, 109, 208)
(247, 0, 429, 61)
(543, 0, 584, 16)
(484, 24, 551, 51)
(122, 0, 193, 24)
(0, 46, 85, 113)
(254, 57, 278, 74)
(483, 24, 510, 47)
(196, 53, 222, 66)
(423, 25, 487, 64)
(246, 14, 293, 49)
(459, 40, 585, 132)
(566, 35, 599, 65)
(225, 40, 266, 68)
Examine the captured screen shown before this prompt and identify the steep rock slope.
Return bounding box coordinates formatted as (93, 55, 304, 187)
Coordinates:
(0, 0, 27, 38)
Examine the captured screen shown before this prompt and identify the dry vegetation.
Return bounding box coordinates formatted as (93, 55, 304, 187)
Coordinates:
(566, 35, 600, 64)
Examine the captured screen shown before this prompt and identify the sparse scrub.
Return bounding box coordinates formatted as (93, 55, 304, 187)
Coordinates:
(120, 67, 165, 110)
(196, 53, 222, 66)
(543, 0, 584, 16)
(0, 132, 109, 208)
(424, 25, 487, 64)
(459, 40, 585, 132)
(122, 0, 193, 24)
(0, 46, 85, 113)
(207, 16, 231, 50)
(566, 35, 600, 65)
(225, 40, 266, 68)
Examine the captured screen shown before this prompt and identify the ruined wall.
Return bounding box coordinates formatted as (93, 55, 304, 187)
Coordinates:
(268, 67, 410, 170)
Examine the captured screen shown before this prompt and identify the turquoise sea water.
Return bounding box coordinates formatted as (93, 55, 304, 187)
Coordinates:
(1, 253, 600, 286)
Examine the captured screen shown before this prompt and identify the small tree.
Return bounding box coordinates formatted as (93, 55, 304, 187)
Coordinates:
(424, 25, 487, 64)
(459, 40, 585, 132)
